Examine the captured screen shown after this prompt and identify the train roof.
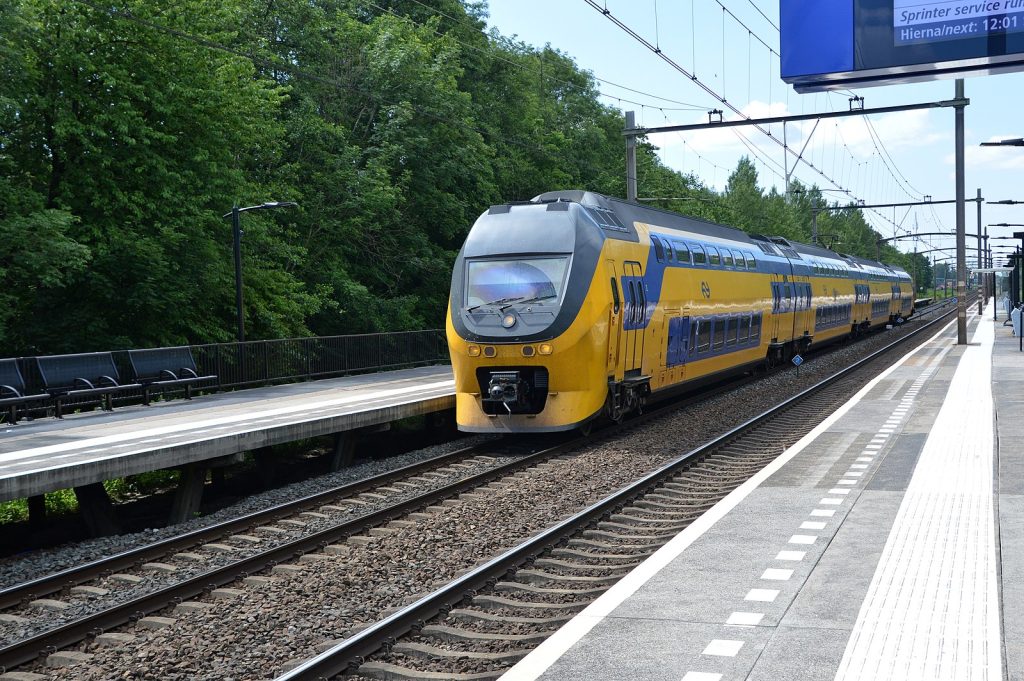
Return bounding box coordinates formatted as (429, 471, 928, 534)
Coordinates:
(527, 190, 910, 277)
(532, 190, 756, 244)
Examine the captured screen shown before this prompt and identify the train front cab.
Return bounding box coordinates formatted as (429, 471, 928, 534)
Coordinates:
(448, 199, 629, 433)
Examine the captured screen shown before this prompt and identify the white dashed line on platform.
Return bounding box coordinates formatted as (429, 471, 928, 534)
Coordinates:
(702, 640, 744, 657)
(726, 612, 764, 626)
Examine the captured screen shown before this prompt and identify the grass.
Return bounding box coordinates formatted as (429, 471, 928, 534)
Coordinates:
(0, 470, 181, 526)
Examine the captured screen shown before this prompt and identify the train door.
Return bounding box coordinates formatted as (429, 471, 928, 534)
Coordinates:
(769, 273, 784, 343)
(666, 316, 690, 374)
(622, 261, 646, 376)
(795, 278, 812, 337)
(605, 260, 622, 376)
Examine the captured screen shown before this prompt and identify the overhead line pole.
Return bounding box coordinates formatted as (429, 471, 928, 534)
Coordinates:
(977, 187, 984, 313)
(955, 79, 967, 344)
(625, 110, 638, 202)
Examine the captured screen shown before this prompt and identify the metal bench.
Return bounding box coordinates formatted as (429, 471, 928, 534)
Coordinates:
(37, 352, 142, 418)
(0, 358, 50, 424)
(128, 346, 216, 405)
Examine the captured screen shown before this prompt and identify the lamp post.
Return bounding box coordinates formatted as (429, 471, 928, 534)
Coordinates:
(223, 202, 298, 342)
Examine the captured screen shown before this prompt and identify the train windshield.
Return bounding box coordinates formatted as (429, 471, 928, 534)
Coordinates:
(465, 257, 569, 308)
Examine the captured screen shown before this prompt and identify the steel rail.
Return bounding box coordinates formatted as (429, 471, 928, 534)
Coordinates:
(0, 441, 577, 671)
(0, 443, 499, 612)
(277, 301, 964, 680)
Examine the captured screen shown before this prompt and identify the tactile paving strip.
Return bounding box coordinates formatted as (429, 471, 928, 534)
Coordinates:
(834, 319, 999, 681)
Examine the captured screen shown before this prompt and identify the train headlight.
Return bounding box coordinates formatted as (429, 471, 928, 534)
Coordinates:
(538, 343, 553, 355)
(483, 346, 496, 357)
(522, 346, 535, 357)
(467, 345, 481, 357)
(502, 314, 516, 328)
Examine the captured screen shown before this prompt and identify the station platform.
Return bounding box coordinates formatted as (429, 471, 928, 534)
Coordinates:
(0, 365, 453, 502)
(503, 301, 1020, 681)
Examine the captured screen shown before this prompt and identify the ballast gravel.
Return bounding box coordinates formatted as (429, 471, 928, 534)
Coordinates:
(21, 312, 942, 680)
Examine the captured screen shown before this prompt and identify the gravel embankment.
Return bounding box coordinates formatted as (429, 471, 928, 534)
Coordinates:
(0, 435, 497, 591)
(29, 316, 942, 680)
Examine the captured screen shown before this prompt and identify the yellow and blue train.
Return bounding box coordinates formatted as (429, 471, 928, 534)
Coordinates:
(446, 190, 913, 433)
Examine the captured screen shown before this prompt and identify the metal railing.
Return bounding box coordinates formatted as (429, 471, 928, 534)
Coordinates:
(191, 329, 449, 390)
(9, 329, 449, 417)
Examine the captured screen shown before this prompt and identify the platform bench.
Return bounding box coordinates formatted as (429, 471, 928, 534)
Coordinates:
(37, 352, 142, 418)
(0, 358, 51, 424)
(128, 347, 216, 405)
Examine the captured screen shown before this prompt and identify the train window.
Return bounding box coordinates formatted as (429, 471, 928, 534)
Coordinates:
(465, 257, 568, 307)
(771, 284, 780, 313)
(750, 313, 761, 340)
(637, 284, 646, 323)
(725, 318, 738, 346)
(692, 245, 707, 265)
(782, 284, 792, 312)
(722, 251, 734, 267)
(697, 319, 712, 353)
(712, 319, 726, 350)
(653, 238, 665, 263)
(610, 278, 620, 314)
(674, 242, 690, 264)
(746, 252, 757, 269)
(708, 247, 721, 266)
(739, 316, 750, 342)
(622, 280, 630, 323)
(689, 321, 699, 356)
(666, 242, 675, 262)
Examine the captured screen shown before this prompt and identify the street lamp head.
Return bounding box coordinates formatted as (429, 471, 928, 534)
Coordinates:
(987, 199, 1024, 204)
(261, 201, 299, 209)
(980, 138, 1024, 147)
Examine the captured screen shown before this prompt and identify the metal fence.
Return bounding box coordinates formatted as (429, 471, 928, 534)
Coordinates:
(190, 329, 450, 390)
(11, 329, 449, 415)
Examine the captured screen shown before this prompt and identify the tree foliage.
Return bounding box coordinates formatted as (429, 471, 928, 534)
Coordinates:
(0, 0, 931, 355)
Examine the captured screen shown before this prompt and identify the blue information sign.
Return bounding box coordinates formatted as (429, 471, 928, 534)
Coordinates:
(792, 354, 804, 367)
(781, 0, 1024, 92)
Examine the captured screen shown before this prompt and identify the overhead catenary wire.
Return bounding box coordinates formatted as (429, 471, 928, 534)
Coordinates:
(363, 0, 708, 112)
(582, 0, 862, 206)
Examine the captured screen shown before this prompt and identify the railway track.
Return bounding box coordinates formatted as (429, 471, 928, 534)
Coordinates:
(279, 300, 965, 681)
(0, 298, 962, 678)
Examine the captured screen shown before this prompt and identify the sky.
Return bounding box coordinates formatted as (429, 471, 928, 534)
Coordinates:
(484, 0, 1024, 265)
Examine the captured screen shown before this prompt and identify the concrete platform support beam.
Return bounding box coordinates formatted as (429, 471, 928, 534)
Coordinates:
(73, 483, 120, 537)
(168, 464, 208, 525)
(330, 432, 358, 472)
(253, 447, 277, 488)
(27, 494, 46, 531)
